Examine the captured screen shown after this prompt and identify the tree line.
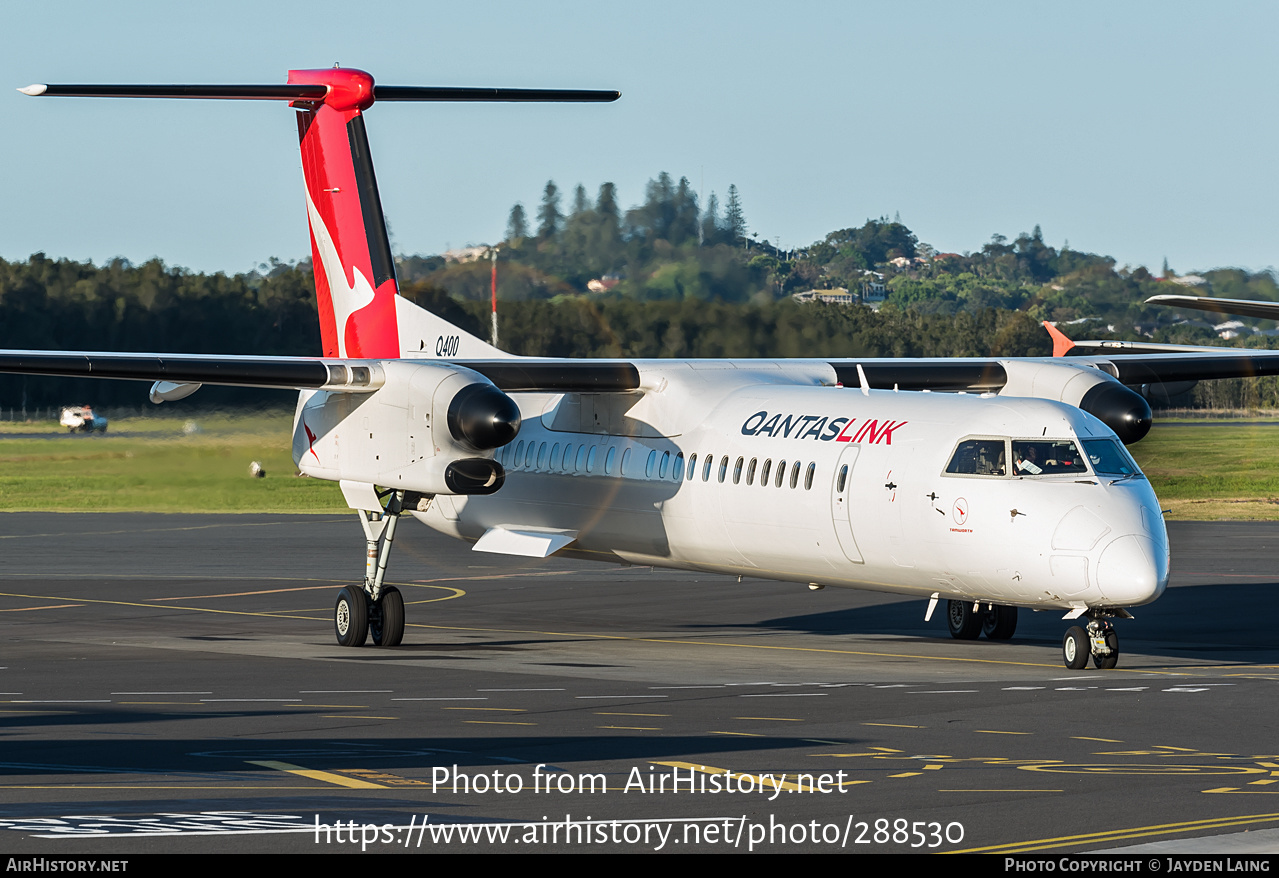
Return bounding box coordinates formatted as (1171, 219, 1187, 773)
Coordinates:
(6, 168, 1279, 412)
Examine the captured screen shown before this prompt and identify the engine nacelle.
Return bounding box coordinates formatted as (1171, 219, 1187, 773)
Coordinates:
(292, 361, 521, 495)
(998, 360, 1152, 444)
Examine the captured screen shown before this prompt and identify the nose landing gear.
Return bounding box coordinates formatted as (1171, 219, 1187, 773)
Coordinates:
(1062, 616, 1119, 670)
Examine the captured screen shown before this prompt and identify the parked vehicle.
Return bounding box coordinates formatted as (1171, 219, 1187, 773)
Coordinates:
(59, 405, 108, 433)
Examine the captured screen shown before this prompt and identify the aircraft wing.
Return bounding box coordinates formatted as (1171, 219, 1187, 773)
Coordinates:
(8, 348, 1279, 397)
(0, 350, 361, 391)
(1146, 294, 1279, 321)
(0, 350, 645, 395)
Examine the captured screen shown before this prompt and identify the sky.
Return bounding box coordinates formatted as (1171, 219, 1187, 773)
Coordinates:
(3, 1, 1277, 277)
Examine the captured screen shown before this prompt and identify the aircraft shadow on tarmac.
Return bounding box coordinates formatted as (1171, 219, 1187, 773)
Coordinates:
(676, 581, 1279, 665)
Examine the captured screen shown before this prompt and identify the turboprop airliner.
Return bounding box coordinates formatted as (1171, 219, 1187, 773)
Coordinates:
(10, 68, 1279, 669)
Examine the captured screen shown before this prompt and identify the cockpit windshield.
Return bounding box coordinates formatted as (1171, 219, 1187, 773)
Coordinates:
(945, 437, 1095, 478)
(1011, 440, 1086, 476)
(944, 438, 1006, 476)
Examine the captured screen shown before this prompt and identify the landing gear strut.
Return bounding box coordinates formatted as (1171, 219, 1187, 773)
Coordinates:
(333, 489, 407, 648)
(1062, 615, 1119, 670)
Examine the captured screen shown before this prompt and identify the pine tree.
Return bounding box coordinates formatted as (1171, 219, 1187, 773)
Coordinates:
(724, 184, 746, 242)
(672, 177, 699, 245)
(596, 182, 619, 223)
(538, 181, 562, 239)
(571, 184, 589, 217)
(506, 203, 528, 241)
(701, 191, 719, 245)
(594, 182, 621, 265)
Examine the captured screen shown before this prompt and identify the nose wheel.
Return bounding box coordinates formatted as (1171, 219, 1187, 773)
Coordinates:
(1062, 618, 1118, 670)
(369, 585, 405, 647)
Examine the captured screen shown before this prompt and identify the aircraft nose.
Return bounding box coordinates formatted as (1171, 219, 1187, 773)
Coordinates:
(1095, 533, 1167, 605)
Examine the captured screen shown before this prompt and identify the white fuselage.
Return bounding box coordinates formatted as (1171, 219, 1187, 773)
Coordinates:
(415, 362, 1170, 613)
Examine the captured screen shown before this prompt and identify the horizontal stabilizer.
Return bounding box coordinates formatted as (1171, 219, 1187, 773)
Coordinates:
(374, 86, 618, 102)
(20, 83, 619, 104)
(20, 83, 330, 100)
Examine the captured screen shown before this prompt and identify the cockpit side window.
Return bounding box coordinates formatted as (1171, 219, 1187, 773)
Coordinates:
(945, 438, 1008, 477)
(1081, 439, 1141, 477)
(1011, 439, 1086, 476)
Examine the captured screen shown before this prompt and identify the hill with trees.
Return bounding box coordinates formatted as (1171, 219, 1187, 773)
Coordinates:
(3, 170, 1278, 409)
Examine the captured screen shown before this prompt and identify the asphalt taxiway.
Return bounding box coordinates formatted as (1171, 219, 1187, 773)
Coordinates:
(0, 513, 1276, 854)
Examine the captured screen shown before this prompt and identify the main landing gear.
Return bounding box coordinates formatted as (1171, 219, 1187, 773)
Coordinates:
(334, 489, 407, 648)
(946, 600, 1018, 641)
(1062, 615, 1119, 670)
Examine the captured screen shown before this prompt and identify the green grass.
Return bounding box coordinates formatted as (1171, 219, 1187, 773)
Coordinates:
(4, 411, 1279, 518)
(1131, 422, 1279, 519)
(0, 412, 344, 513)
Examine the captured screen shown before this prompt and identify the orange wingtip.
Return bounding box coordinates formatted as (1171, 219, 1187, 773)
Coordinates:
(1043, 321, 1075, 357)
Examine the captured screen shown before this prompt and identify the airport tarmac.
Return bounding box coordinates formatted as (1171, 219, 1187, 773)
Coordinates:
(0, 513, 1276, 854)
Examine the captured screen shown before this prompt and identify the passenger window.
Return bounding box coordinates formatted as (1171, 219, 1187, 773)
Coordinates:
(673, 452, 684, 481)
(687, 453, 697, 480)
(946, 439, 1008, 476)
(703, 454, 713, 481)
(746, 458, 757, 485)
(622, 447, 633, 476)
(525, 442, 536, 468)
(760, 459, 772, 486)
(562, 444, 573, 470)
(805, 462, 816, 490)
(718, 455, 729, 483)
(550, 443, 560, 468)
(837, 464, 848, 493)
(659, 451, 670, 479)
(790, 461, 801, 489)
(513, 440, 524, 468)
(605, 446, 616, 474)
(575, 444, 587, 472)
(587, 445, 598, 472)
(645, 450, 657, 478)
(536, 442, 547, 469)
(733, 456, 744, 484)
(776, 460, 786, 488)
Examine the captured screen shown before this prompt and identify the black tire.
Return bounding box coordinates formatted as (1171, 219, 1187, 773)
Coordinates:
(947, 600, 982, 640)
(334, 585, 368, 647)
(1063, 626, 1089, 669)
(1093, 631, 1119, 670)
(370, 586, 404, 648)
(982, 605, 1018, 640)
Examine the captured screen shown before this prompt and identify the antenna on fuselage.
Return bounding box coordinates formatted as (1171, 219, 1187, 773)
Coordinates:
(856, 363, 871, 397)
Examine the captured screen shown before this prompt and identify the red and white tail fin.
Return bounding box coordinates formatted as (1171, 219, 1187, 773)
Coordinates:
(22, 70, 618, 362)
(289, 68, 506, 361)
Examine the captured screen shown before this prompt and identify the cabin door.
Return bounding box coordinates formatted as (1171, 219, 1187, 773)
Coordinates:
(830, 444, 864, 564)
